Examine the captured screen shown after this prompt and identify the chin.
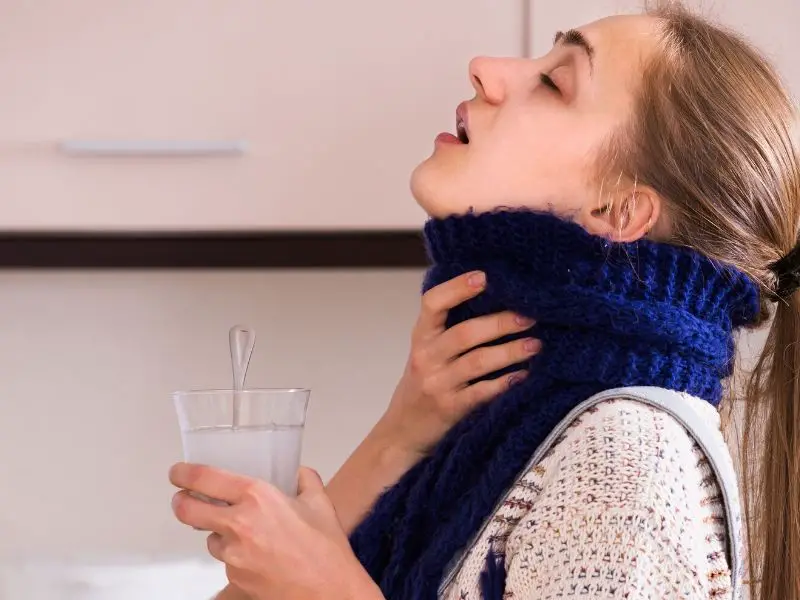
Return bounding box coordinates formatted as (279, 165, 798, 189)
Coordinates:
(409, 158, 465, 218)
(409, 159, 440, 216)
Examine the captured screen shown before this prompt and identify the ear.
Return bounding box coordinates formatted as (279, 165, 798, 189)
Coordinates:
(582, 186, 663, 242)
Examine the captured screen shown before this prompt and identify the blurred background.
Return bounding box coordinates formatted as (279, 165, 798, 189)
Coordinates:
(0, 0, 796, 597)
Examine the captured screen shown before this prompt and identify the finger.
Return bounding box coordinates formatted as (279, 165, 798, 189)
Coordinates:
(456, 370, 528, 411)
(172, 489, 230, 533)
(169, 462, 254, 505)
(443, 338, 541, 390)
(206, 532, 226, 563)
(431, 311, 535, 362)
(297, 467, 324, 496)
(207, 532, 243, 568)
(415, 271, 486, 337)
(206, 533, 225, 562)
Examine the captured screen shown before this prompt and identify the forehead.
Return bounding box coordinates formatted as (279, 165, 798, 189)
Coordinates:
(574, 14, 663, 108)
(580, 14, 662, 62)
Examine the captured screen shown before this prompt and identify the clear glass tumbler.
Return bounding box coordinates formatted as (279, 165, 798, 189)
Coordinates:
(173, 388, 310, 497)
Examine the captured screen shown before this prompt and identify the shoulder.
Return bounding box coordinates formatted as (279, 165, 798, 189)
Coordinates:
(550, 395, 709, 452)
(535, 397, 708, 493)
(502, 396, 731, 598)
(530, 395, 724, 520)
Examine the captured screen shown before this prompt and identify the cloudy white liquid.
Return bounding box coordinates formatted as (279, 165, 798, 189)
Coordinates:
(182, 425, 303, 497)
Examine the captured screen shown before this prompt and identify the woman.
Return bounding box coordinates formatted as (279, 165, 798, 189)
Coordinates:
(169, 3, 800, 599)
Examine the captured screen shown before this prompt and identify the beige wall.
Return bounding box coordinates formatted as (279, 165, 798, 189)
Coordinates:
(0, 270, 422, 560)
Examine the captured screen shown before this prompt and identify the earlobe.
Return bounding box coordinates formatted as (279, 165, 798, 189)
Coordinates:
(584, 188, 661, 242)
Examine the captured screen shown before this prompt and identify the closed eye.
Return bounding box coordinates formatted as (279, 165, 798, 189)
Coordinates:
(540, 73, 560, 93)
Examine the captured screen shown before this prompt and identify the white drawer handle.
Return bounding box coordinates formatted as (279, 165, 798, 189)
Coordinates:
(59, 140, 247, 157)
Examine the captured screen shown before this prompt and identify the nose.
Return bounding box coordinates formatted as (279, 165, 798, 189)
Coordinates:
(469, 56, 531, 104)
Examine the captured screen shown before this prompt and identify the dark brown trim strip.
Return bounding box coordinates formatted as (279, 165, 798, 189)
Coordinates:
(0, 230, 428, 269)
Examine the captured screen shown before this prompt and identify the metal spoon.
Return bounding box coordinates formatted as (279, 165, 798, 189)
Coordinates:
(229, 325, 256, 429)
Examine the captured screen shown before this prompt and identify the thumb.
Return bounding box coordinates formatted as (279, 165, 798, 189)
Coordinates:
(295, 467, 344, 539)
(296, 466, 325, 496)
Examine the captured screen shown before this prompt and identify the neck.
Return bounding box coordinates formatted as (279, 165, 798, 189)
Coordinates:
(423, 209, 759, 405)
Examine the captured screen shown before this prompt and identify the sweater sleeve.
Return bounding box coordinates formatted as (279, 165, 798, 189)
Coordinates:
(502, 399, 732, 599)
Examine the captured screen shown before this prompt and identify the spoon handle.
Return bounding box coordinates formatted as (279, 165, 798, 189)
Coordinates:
(229, 325, 256, 428)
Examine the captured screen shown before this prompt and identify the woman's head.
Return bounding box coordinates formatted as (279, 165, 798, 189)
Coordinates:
(410, 13, 668, 242)
(415, 3, 800, 597)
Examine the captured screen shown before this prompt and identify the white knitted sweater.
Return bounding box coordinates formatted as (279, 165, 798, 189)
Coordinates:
(441, 395, 737, 599)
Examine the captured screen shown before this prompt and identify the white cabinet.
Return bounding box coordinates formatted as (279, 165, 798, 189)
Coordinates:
(529, 0, 799, 96)
(0, 0, 523, 232)
(6, 1, 792, 234)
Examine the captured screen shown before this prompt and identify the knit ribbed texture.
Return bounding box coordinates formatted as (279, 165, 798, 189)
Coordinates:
(349, 210, 759, 600)
(443, 396, 735, 599)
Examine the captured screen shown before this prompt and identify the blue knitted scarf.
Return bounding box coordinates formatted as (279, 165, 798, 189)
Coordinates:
(349, 209, 760, 600)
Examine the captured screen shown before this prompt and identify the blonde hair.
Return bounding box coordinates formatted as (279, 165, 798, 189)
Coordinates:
(600, 3, 800, 597)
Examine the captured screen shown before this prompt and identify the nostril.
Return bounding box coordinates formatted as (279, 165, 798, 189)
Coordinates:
(472, 74, 484, 93)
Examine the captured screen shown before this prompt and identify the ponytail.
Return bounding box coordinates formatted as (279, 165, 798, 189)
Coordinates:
(743, 293, 800, 599)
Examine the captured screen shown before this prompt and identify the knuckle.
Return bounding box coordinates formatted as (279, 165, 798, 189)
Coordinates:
(241, 481, 261, 500)
(222, 544, 245, 570)
(503, 311, 520, 332)
(419, 374, 439, 398)
(228, 508, 254, 536)
(420, 292, 438, 315)
(467, 350, 487, 374)
(408, 348, 428, 374)
(240, 481, 271, 510)
(453, 325, 474, 349)
(494, 314, 508, 337)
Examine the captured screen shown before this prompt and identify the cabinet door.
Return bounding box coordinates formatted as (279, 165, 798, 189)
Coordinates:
(0, 0, 523, 231)
(529, 0, 799, 95)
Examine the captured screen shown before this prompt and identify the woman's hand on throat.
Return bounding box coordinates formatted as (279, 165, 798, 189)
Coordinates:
(379, 270, 540, 456)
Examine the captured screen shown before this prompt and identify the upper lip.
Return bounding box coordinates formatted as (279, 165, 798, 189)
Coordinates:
(456, 102, 469, 143)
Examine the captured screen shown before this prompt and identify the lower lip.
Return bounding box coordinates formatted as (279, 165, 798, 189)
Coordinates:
(435, 132, 463, 145)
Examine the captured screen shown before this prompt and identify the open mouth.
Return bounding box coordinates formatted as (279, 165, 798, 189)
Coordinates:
(456, 118, 469, 144)
(456, 102, 470, 144)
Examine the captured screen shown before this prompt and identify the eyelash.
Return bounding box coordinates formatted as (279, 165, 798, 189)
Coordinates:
(540, 73, 560, 93)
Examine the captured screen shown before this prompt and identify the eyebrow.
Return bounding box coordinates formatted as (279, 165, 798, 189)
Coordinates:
(553, 29, 595, 72)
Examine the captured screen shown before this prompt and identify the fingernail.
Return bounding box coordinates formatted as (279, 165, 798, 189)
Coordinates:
(508, 371, 528, 387)
(468, 271, 486, 288)
(515, 314, 535, 327)
(523, 338, 541, 353)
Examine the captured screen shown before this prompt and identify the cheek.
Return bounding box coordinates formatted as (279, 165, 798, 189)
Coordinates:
(465, 122, 602, 211)
(478, 125, 590, 185)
